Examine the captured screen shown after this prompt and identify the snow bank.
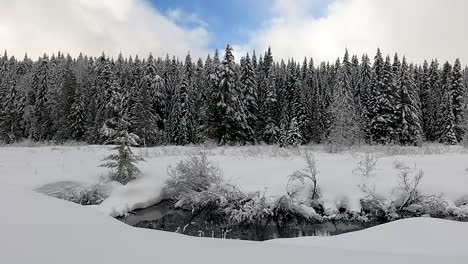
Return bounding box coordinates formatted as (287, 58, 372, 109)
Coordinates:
(97, 176, 167, 217)
(271, 217, 468, 257)
(1, 186, 467, 264)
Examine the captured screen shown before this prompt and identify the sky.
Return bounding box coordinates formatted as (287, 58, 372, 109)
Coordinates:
(0, 0, 468, 64)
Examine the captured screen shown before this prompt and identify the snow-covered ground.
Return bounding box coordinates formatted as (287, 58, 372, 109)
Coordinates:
(0, 144, 468, 263)
(1, 186, 467, 264)
(1, 144, 467, 216)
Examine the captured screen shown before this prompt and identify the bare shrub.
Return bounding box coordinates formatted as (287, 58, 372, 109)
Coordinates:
(287, 151, 319, 200)
(393, 161, 424, 211)
(353, 153, 378, 178)
(360, 184, 398, 220)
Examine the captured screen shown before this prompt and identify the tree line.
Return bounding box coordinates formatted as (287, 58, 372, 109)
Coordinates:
(0, 45, 467, 147)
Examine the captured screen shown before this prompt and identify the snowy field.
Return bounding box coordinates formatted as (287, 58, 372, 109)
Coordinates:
(1, 144, 468, 263)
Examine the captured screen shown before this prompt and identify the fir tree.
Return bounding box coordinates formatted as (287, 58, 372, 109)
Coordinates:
(240, 53, 258, 140)
(328, 50, 363, 148)
(359, 54, 373, 142)
(451, 58, 466, 142)
(436, 62, 457, 144)
(422, 60, 440, 141)
(69, 93, 86, 141)
(397, 58, 422, 145)
(211, 45, 254, 145)
(168, 73, 191, 145)
(30, 58, 52, 141)
(100, 131, 144, 185)
(286, 117, 302, 146)
(370, 52, 399, 144)
(55, 60, 77, 141)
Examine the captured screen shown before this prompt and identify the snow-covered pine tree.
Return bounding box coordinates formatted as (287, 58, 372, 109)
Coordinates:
(286, 117, 302, 146)
(211, 45, 254, 145)
(258, 47, 277, 142)
(328, 50, 363, 148)
(359, 54, 374, 142)
(262, 88, 280, 144)
(436, 62, 457, 144)
(99, 79, 125, 143)
(370, 52, 399, 144)
(168, 72, 191, 145)
(418, 60, 430, 140)
(54, 58, 77, 141)
(131, 66, 160, 147)
(69, 92, 86, 141)
(100, 130, 144, 185)
(451, 58, 466, 142)
(240, 53, 258, 141)
(397, 57, 422, 145)
(86, 54, 113, 143)
(191, 58, 208, 143)
(422, 60, 440, 141)
(290, 64, 308, 143)
(30, 57, 52, 141)
(0, 69, 24, 143)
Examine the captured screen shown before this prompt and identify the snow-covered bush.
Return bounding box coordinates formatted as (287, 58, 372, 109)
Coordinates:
(64, 184, 107, 205)
(273, 194, 322, 222)
(167, 153, 246, 213)
(224, 192, 273, 224)
(167, 153, 222, 197)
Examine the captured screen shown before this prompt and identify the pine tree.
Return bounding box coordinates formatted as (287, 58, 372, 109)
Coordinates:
(436, 62, 457, 144)
(131, 73, 160, 146)
(55, 59, 78, 141)
(397, 58, 422, 145)
(328, 50, 363, 148)
(86, 54, 113, 143)
(451, 58, 466, 142)
(69, 93, 86, 141)
(100, 131, 144, 185)
(211, 45, 254, 145)
(370, 51, 399, 144)
(286, 117, 302, 146)
(0, 78, 23, 143)
(240, 53, 258, 141)
(30, 57, 52, 141)
(359, 54, 373, 142)
(168, 73, 191, 145)
(422, 60, 440, 141)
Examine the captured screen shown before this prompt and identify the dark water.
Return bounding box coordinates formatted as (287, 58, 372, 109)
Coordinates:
(118, 201, 377, 241)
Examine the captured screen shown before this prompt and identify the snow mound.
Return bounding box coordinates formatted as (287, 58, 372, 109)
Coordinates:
(270, 217, 468, 257)
(97, 176, 167, 217)
(1, 186, 467, 264)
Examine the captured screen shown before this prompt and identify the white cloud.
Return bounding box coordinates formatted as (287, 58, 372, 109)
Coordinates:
(0, 0, 210, 59)
(166, 8, 208, 28)
(236, 0, 468, 64)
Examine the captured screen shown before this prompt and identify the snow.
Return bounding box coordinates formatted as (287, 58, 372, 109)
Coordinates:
(97, 176, 167, 217)
(1, 145, 468, 216)
(271, 217, 468, 257)
(1, 186, 467, 264)
(0, 145, 468, 263)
